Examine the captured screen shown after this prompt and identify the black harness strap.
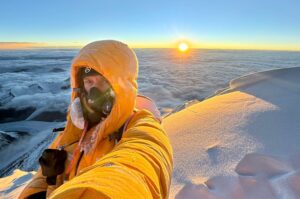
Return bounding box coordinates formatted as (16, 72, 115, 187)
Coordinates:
(52, 127, 65, 132)
(108, 123, 125, 142)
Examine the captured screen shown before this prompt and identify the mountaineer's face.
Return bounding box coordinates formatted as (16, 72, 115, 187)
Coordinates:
(83, 75, 111, 94)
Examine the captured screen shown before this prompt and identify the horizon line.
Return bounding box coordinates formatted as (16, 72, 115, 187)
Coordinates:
(0, 42, 300, 52)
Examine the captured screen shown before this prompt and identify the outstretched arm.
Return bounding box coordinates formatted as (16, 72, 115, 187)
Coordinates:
(49, 110, 173, 199)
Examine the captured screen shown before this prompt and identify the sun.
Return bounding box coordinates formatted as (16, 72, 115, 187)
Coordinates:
(178, 42, 189, 52)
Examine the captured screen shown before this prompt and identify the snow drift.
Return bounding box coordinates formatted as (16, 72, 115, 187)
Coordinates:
(163, 67, 300, 199)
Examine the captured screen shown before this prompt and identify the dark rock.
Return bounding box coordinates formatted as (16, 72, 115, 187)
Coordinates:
(0, 92, 15, 106)
(0, 107, 36, 123)
(50, 68, 65, 72)
(0, 131, 30, 150)
(29, 84, 43, 91)
(29, 110, 67, 122)
(61, 84, 70, 90)
(13, 68, 30, 72)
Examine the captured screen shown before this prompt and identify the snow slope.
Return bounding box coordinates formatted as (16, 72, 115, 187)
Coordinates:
(0, 121, 64, 176)
(0, 170, 35, 199)
(1, 67, 300, 198)
(163, 67, 300, 199)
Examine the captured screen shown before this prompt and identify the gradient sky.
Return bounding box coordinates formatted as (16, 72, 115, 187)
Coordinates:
(1, 0, 300, 50)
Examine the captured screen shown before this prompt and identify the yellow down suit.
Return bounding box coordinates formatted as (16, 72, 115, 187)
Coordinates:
(19, 40, 173, 199)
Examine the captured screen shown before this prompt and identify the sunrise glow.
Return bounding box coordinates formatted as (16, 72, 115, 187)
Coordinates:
(178, 42, 189, 52)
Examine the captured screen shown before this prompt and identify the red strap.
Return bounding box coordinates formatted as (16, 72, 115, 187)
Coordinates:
(65, 121, 88, 176)
(136, 95, 162, 123)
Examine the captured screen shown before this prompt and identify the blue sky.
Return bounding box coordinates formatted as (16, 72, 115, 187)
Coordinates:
(1, 0, 300, 50)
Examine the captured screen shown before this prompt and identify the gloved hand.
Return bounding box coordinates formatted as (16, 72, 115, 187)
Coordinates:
(39, 149, 67, 185)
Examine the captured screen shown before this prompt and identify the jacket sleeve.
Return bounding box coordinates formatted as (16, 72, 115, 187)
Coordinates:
(48, 110, 174, 199)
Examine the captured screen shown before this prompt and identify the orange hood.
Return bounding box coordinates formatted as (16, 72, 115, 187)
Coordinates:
(70, 40, 138, 148)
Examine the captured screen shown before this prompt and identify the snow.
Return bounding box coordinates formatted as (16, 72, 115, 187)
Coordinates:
(235, 153, 291, 178)
(0, 169, 35, 199)
(0, 121, 64, 176)
(1, 67, 300, 198)
(163, 67, 300, 198)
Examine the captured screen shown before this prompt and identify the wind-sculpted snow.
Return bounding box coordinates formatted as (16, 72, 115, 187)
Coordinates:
(235, 153, 291, 178)
(175, 154, 300, 199)
(163, 67, 300, 198)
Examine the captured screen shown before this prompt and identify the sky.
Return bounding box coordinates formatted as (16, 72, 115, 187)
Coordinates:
(1, 0, 300, 50)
